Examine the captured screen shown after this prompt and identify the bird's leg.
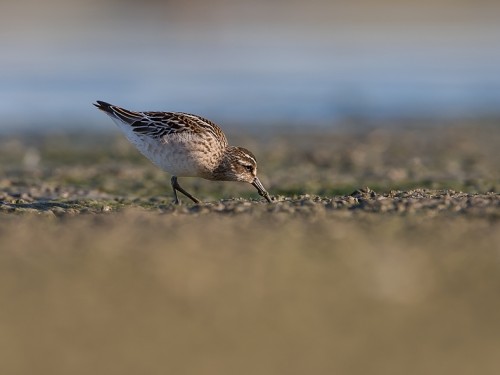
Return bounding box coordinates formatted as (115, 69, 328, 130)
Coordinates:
(171, 176, 181, 204)
(170, 176, 201, 204)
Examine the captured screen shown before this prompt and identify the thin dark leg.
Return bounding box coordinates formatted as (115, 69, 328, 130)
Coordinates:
(171, 176, 180, 204)
(170, 176, 201, 204)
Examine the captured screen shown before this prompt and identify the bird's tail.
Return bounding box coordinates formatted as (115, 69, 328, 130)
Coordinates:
(93, 100, 116, 114)
(93, 100, 144, 125)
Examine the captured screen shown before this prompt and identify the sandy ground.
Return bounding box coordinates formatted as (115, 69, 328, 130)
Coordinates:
(0, 123, 499, 374)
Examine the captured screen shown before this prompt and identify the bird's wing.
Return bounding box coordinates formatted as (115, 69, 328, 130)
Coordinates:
(94, 101, 228, 144)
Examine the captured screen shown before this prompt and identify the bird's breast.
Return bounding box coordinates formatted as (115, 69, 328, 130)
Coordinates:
(123, 131, 224, 178)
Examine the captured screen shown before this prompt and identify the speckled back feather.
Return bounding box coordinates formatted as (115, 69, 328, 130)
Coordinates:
(94, 101, 228, 146)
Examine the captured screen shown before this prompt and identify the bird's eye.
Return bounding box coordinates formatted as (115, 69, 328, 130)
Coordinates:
(243, 165, 253, 172)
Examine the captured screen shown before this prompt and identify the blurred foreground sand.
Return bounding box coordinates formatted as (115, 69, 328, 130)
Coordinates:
(0, 213, 499, 374)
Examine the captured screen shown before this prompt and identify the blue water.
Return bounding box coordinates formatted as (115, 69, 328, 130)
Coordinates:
(1, 28, 500, 130)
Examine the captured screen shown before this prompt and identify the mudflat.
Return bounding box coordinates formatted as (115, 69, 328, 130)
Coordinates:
(0, 123, 499, 374)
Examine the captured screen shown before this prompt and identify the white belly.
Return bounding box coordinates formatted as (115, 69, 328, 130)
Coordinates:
(113, 120, 221, 177)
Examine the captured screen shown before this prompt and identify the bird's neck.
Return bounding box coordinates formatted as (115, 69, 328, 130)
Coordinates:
(211, 146, 236, 181)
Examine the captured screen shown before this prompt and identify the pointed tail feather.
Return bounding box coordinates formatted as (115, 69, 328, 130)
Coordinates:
(93, 100, 115, 114)
(93, 100, 144, 124)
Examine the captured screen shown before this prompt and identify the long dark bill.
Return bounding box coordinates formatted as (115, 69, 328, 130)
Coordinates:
(252, 177, 272, 203)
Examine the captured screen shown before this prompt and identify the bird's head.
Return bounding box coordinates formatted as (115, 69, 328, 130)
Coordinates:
(214, 146, 272, 202)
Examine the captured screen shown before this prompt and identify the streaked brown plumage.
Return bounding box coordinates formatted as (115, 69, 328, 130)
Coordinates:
(94, 100, 272, 204)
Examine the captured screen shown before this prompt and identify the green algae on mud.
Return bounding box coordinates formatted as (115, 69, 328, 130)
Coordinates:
(0, 189, 499, 219)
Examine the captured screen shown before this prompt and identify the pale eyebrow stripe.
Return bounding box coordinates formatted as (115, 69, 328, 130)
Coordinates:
(241, 152, 257, 164)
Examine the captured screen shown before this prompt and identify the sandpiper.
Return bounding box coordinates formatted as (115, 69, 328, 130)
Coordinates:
(94, 101, 272, 204)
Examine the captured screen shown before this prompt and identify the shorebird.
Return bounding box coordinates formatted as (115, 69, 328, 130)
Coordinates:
(94, 101, 272, 204)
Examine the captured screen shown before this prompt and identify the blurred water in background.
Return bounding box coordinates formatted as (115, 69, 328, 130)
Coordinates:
(1, 0, 499, 131)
